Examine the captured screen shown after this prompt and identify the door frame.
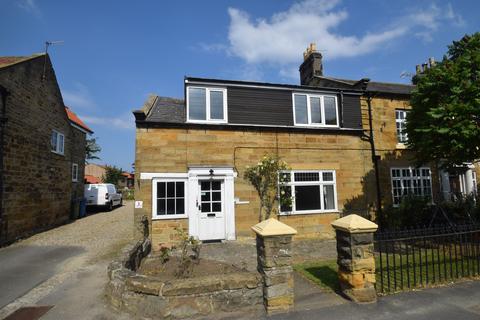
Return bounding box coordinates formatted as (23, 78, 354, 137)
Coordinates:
(187, 166, 236, 241)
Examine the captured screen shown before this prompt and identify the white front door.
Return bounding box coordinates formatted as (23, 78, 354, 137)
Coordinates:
(197, 179, 225, 241)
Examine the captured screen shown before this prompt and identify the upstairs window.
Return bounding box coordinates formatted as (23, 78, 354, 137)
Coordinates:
(51, 130, 64, 155)
(396, 109, 409, 143)
(293, 93, 338, 127)
(187, 87, 227, 123)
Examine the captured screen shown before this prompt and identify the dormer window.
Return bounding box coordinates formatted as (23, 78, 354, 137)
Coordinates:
(293, 93, 338, 127)
(187, 87, 227, 123)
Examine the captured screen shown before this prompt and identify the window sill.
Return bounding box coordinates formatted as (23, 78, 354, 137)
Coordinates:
(186, 120, 228, 125)
(279, 210, 339, 216)
(293, 124, 339, 129)
(152, 214, 188, 220)
(51, 150, 65, 156)
(396, 143, 408, 150)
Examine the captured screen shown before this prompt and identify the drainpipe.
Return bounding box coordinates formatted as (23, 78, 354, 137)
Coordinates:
(0, 85, 9, 238)
(365, 92, 383, 227)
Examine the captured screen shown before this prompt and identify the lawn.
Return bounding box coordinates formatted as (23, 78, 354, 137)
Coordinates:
(294, 259, 339, 292)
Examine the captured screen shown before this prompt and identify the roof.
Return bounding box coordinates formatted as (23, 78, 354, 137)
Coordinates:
(65, 106, 93, 133)
(0, 54, 44, 69)
(84, 175, 101, 184)
(144, 96, 185, 123)
(312, 76, 414, 96)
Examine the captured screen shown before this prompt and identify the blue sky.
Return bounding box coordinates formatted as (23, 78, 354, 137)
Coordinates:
(1, 0, 479, 171)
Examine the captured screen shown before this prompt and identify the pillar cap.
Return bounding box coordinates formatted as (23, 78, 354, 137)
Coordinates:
(331, 214, 378, 233)
(251, 218, 297, 237)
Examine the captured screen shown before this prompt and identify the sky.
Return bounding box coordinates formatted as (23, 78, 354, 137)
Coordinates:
(1, 0, 479, 171)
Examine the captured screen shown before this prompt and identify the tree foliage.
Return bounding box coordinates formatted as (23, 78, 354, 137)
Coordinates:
(244, 154, 291, 221)
(102, 165, 124, 187)
(406, 33, 480, 169)
(86, 137, 101, 163)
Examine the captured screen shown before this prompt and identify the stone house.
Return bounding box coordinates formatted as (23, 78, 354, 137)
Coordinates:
(0, 54, 93, 245)
(85, 163, 134, 189)
(133, 45, 477, 248)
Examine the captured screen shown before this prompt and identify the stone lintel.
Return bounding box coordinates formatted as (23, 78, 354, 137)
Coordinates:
(251, 218, 297, 237)
(331, 214, 378, 234)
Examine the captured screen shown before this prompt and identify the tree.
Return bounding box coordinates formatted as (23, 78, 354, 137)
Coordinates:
(406, 33, 480, 169)
(102, 165, 124, 187)
(244, 154, 291, 221)
(86, 137, 101, 163)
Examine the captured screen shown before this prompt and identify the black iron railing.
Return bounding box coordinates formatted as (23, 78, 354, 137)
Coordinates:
(374, 225, 480, 294)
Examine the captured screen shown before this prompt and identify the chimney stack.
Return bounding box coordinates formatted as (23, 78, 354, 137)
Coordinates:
(299, 43, 323, 85)
(416, 57, 436, 75)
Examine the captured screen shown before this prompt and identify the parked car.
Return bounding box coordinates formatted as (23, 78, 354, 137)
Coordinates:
(84, 183, 123, 211)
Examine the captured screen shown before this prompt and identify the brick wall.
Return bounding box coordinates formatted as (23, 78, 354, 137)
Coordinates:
(0, 55, 86, 242)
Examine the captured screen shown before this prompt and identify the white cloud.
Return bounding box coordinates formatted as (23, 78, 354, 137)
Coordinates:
(17, 0, 41, 17)
(221, 0, 465, 79)
(63, 83, 96, 110)
(80, 114, 135, 130)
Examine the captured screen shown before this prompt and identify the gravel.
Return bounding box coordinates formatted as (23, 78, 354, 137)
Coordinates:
(13, 201, 134, 263)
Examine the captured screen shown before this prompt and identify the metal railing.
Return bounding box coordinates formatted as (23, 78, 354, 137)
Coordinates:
(374, 224, 480, 294)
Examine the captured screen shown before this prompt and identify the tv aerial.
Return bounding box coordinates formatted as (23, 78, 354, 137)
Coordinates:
(42, 40, 64, 80)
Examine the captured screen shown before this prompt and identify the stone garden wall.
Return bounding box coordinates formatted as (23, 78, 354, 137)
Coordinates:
(106, 237, 263, 319)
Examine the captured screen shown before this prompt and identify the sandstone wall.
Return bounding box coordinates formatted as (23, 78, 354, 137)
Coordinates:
(0, 56, 83, 242)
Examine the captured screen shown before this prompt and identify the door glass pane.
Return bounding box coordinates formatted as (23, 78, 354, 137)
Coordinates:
(166, 199, 175, 214)
(310, 97, 322, 123)
(201, 192, 210, 201)
(201, 181, 210, 191)
(294, 94, 308, 124)
(189, 88, 206, 120)
(210, 91, 224, 120)
(295, 185, 321, 211)
(157, 199, 165, 215)
(212, 202, 221, 212)
(323, 185, 335, 210)
(176, 199, 184, 214)
(167, 182, 175, 197)
(212, 191, 221, 201)
(201, 203, 210, 213)
(324, 96, 337, 125)
(176, 182, 184, 197)
(212, 181, 221, 190)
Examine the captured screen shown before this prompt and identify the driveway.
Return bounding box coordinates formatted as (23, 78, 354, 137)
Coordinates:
(0, 201, 133, 319)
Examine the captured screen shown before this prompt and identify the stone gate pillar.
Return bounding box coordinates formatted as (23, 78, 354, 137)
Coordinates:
(252, 218, 297, 315)
(331, 214, 378, 303)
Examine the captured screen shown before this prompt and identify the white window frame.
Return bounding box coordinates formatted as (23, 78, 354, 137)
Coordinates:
(186, 86, 228, 124)
(51, 130, 65, 155)
(390, 167, 432, 206)
(395, 109, 409, 143)
(152, 178, 188, 220)
(292, 93, 339, 127)
(72, 163, 78, 182)
(278, 170, 338, 215)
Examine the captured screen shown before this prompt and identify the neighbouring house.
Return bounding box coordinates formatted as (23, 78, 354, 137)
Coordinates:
(0, 53, 93, 245)
(85, 163, 134, 189)
(133, 44, 477, 247)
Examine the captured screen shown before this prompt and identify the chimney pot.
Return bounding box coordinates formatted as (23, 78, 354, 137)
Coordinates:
(428, 57, 436, 67)
(422, 63, 428, 71)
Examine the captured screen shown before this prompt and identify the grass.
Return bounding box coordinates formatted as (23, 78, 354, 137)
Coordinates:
(294, 259, 339, 292)
(376, 244, 480, 293)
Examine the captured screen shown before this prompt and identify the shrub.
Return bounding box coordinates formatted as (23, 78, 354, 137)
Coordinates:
(174, 228, 201, 278)
(244, 154, 292, 221)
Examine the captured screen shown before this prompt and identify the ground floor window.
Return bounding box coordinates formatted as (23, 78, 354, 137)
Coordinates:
(279, 170, 337, 214)
(391, 167, 432, 205)
(152, 179, 187, 219)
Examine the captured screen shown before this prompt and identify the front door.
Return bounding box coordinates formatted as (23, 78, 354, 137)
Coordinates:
(197, 180, 225, 241)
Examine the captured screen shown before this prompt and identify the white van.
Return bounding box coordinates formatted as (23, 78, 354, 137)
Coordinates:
(84, 183, 123, 210)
